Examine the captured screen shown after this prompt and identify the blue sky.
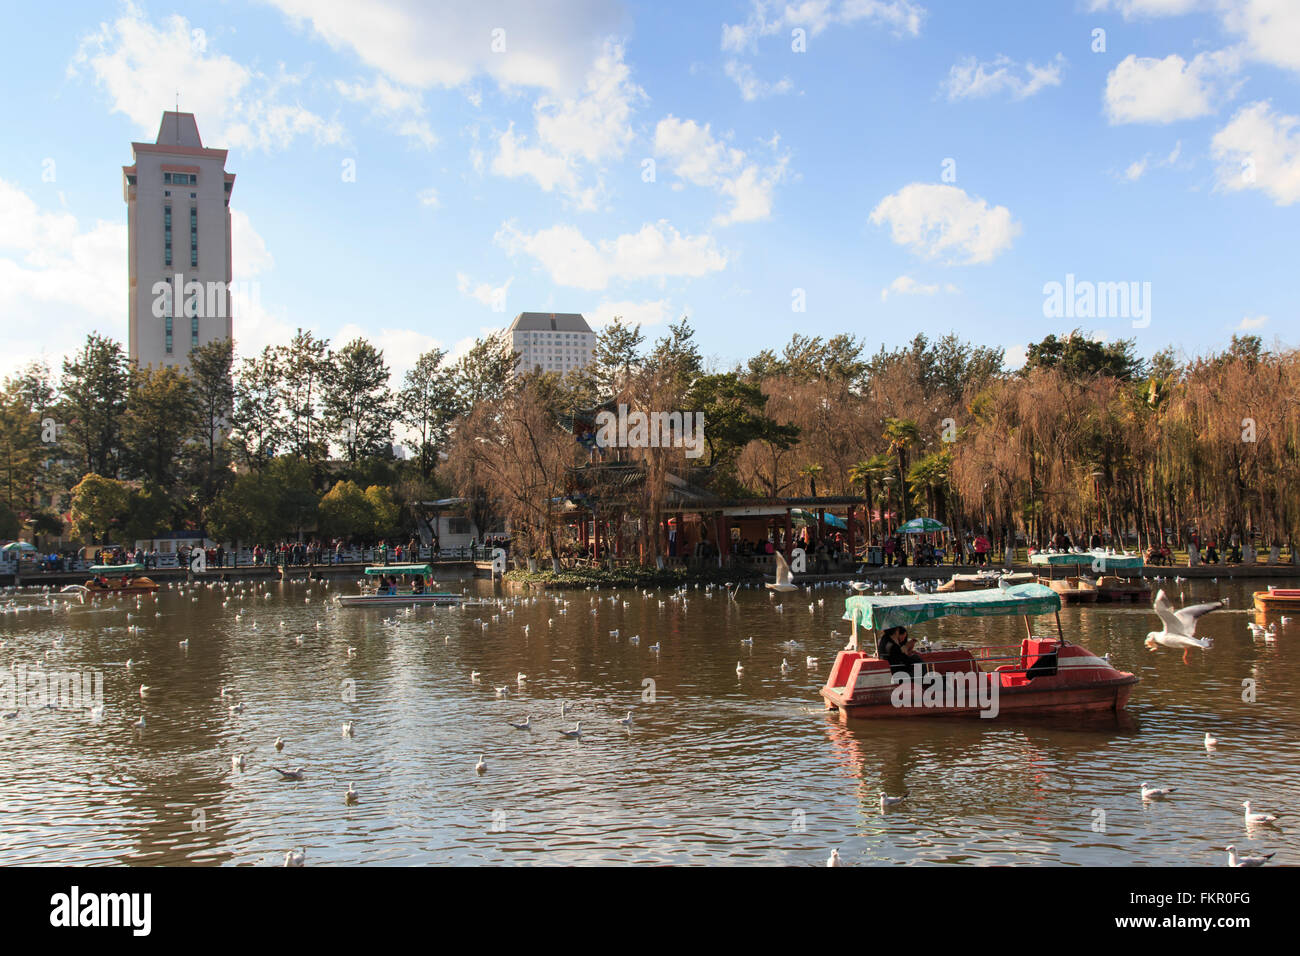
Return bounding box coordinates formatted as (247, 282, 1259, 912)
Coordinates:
(1, 0, 1297, 383)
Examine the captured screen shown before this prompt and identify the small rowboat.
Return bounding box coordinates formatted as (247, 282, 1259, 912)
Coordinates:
(81, 564, 160, 593)
(1253, 587, 1300, 613)
(820, 583, 1138, 720)
(338, 564, 465, 607)
(936, 571, 1034, 593)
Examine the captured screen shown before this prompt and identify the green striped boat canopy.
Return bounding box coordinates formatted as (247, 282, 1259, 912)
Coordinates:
(843, 582, 1061, 632)
(89, 564, 146, 572)
(1029, 550, 1143, 570)
(364, 564, 432, 575)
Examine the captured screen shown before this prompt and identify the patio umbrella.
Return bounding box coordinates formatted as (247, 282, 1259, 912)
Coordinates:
(2, 541, 37, 553)
(790, 508, 847, 530)
(897, 517, 947, 534)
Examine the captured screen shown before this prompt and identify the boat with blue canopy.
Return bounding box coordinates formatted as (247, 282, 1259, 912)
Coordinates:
(338, 565, 465, 607)
(820, 582, 1138, 719)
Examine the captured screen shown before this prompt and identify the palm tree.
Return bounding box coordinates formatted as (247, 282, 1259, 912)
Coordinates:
(798, 463, 823, 497)
(883, 418, 921, 523)
(849, 453, 893, 545)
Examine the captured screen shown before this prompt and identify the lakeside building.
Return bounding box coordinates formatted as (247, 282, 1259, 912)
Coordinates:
(123, 111, 236, 371)
(507, 312, 595, 376)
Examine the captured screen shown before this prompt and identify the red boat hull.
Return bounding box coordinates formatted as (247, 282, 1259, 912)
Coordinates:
(820, 641, 1138, 721)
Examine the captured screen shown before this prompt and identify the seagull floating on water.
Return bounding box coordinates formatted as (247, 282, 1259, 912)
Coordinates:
(508, 716, 531, 730)
(274, 736, 285, 752)
(827, 849, 842, 867)
(1141, 782, 1176, 801)
(558, 721, 582, 739)
(1205, 732, 1218, 750)
(345, 783, 359, 806)
(880, 792, 906, 808)
(284, 848, 306, 867)
(272, 766, 304, 781)
(342, 720, 354, 738)
(1242, 801, 1279, 825)
(1226, 845, 1274, 867)
(475, 754, 486, 774)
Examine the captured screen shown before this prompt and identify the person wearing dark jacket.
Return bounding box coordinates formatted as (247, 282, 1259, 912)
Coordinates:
(877, 626, 928, 677)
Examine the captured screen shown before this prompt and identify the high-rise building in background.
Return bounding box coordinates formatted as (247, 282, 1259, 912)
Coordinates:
(123, 112, 235, 370)
(507, 312, 595, 376)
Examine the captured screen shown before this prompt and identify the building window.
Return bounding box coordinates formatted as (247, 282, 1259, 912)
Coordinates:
(165, 316, 173, 354)
(190, 207, 198, 267)
(163, 205, 172, 266)
(191, 315, 199, 348)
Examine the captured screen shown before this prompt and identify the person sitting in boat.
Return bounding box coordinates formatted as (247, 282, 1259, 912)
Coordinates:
(878, 626, 928, 678)
(411, 576, 426, 595)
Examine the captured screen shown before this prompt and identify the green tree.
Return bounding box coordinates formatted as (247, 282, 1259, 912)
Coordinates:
(59, 333, 130, 478)
(1022, 331, 1143, 381)
(230, 346, 284, 470)
(399, 348, 457, 478)
(277, 329, 330, 462)
(364, 485, 400, 538)
(453, 332, 517, 409)
(883, 418, 922, 522)
(121, 365, 200, 488)
(318, 479, 374, 540)
(591, 316, 644, 396)
(69, 473, 131, 543)
(124, 482, 174, 542)
(187, 338, 234, 507)
(323, 338, 396, 464)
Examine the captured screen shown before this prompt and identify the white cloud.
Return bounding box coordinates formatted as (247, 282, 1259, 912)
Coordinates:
(1104, 50, 1239, 124)
(333, 323, 443, 383)
(587, 299, 672, 328)
(1211, 101, 1300, 205)
(721, 0, 925, 53)
(869, 183, 1020, 264)
(495, 220, 728, 290)
(1221, 0, 1300, 74)
(335, 75, 437, 148)
(418, 187, 441, 207)
(266, 0, 623, 94)
(1087, 0, 1202, 17)
(490, 41, 642, 209)
(880, 275, 958, 301)
(1121, 139, 1182, 181)
(71, 6, 345, 152)
(723, 60, 793, 101)
(456, 272, 513, 310)
(1003, 343, 1028, 371)
(943, 53, 1065, 101)
(0, 180, 126, 376)
(653, 115, 789, 225)
(1237, 314, 1269, 329)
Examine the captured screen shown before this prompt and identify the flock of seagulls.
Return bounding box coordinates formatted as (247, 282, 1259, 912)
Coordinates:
(1, 565, 1293, 868)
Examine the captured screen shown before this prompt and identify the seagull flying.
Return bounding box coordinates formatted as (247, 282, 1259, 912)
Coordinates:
(1146, 590, 1220, 663)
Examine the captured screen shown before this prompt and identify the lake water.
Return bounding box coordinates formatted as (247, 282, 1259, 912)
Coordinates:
(1, 573, 1297, 866)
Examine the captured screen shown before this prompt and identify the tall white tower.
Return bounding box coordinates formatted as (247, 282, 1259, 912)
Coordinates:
(123, 112, 235, 370)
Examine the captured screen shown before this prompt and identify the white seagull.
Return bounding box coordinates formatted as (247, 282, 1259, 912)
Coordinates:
(827, 849, 843, 867)
(342, 720, 355, 738)
(284, 847, 306, 867)
(272, 766, 305, 781)
(1205, 732, 1217, 750)
(1242, 801, 1279, 825)
(508, 716, 531, 730)
(1146, 590, 1221, 663)
(1226, 845, 1274, 867)
(475, 754, 486, 774)
(880, 792, 906, 809)
(1141, 782, 1176, 801)
(345, 783, 359, 806)
(558, 721, 582, 739)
